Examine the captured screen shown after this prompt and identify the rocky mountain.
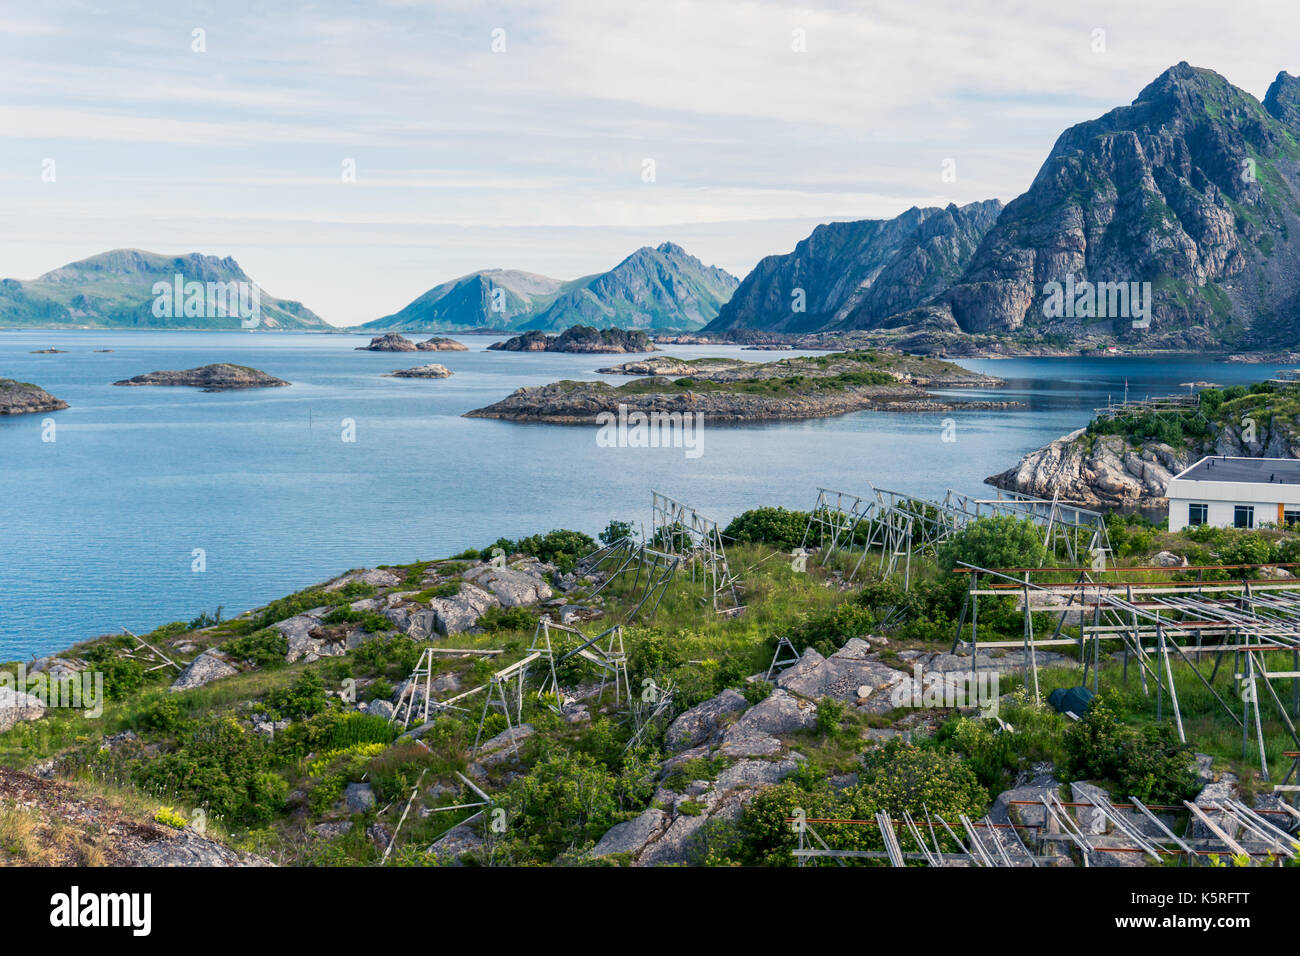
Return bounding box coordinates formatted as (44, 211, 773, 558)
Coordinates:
(0, 249, 329, 330)
(518, 243, 737, 331)
(361, 270, 575, 332)
(368, 244, 736, 334)
(703, 201, 1003, 335)
(916, 64, 1300, 348)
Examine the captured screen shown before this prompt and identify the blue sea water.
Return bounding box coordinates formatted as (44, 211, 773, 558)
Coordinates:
(0, 329, 1279, 659)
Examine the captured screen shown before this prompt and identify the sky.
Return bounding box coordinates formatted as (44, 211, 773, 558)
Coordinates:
(1, 0, 1297, 326)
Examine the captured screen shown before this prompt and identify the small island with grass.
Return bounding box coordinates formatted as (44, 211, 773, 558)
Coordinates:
(466, 348, 1011, 423)
(112, 363, 290, 392)
(0, 378, 69, 415)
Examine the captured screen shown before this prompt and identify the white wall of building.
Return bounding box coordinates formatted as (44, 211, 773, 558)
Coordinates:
(1167, 477, 1300, 531)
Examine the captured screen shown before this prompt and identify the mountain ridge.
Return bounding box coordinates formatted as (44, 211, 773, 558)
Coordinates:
(0, 249, 329, 330)
(365, 242, 737, 333)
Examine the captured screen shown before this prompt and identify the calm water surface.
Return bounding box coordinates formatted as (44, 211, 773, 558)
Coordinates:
(0, 329, 1278, 658)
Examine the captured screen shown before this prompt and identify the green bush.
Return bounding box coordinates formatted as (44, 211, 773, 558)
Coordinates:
(263, 671, 329, 721)
(80, 638, 150, 699)
(1062, 694, 1198, 803)
(495, 751, 625, 862)
(132, 692, 184, 733)
(599, 520, 635, 545)
(476, 605, 539, 633)
(722, 507, 811, 551)
(936, 515, 1048, 572)
(462, 529, 596, 572)
(134, 716, 287, 826)
(222, 628, 288, 667)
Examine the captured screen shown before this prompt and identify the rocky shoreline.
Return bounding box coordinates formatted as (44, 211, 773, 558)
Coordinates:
(987, 417, 1300, 508)
(112, 363, 290, 392)
(0, 378, 69, 415)
(470, 348, 1011, 424)
(985, 430, 1191, 508)
(466, 379, 1017, 424)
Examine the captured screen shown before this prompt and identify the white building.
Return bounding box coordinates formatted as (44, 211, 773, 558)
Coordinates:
(1166, 456, 1300, 532)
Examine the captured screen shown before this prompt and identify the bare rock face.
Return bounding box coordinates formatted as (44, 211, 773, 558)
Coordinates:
(172, 650, 239, 688)
(987, 428, 1190, 506)
(414, 337, 468, 351)
(169, 650, 238, 692)
(112, 363, 288, 391)
(703, 200, 1003, 335)
(461, 562, 553, 607)
(426, 583, 500, 635)
(776, 639, 900, 704)
(664, 688, 748, 752)
(0, 379, 69, 415)
(730, 688, 817, 736)
(324, 568, 402, 592)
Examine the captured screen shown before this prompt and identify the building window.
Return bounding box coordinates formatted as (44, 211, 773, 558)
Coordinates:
(1234, 505, 1254, 529)
(1188, 503, 1208, 526)
(1285, 509, 1300, 527)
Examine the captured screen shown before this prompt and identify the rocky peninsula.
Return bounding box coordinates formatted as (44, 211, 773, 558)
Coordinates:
(112, 363, 290, 392)
(0, 378, 69, 415)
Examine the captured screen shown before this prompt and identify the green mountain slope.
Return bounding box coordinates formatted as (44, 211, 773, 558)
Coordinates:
(0, 249, 329, 330)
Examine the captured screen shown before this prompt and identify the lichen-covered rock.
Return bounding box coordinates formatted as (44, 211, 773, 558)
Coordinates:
(462, 563, 552, 607)
(427, 583, 500, 635)
(664, 688, 748, 752)
(344, 782, 375, 813)
(169, 650, 238, 693)
(325, 568, 401, 592)
(730, 689, 817, 736)
(590, 808, 671, 858)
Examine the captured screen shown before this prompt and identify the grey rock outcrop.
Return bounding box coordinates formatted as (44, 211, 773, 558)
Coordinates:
(664, 688, 748, 752)
(0, 686, 47, 731)
(169, 650, 238, 692)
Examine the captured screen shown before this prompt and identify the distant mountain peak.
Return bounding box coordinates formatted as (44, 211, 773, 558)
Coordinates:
(367, 242, 737, 333)
(1, 249, 327, 330)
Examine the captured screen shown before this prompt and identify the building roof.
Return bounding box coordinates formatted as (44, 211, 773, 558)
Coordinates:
(1173, 456, 1300, 486)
